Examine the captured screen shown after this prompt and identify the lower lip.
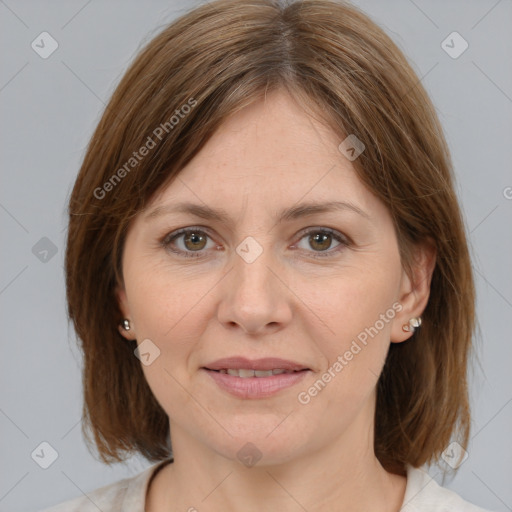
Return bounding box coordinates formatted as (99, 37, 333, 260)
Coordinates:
(202, 369, 310, 399)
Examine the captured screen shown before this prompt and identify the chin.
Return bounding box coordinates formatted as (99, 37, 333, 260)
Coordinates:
(206, 421, 312, 467)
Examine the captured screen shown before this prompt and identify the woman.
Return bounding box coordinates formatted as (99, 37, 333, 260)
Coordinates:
(42, 0, 494, 510)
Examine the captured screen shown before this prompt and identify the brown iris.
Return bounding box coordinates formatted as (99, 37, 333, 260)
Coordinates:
(308, 232, 332, 252)
(184, 231, 207, 251)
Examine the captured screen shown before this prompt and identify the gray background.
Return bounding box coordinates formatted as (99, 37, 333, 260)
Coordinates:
(1, 0, 511, 511)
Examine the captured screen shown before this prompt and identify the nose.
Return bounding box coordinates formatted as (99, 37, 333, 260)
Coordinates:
(216, 240, 293, 335)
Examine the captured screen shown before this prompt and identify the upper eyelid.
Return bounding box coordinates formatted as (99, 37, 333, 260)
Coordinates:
(162, 226, 216, 244)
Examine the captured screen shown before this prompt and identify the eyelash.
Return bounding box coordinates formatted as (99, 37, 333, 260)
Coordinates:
(160, 226, 351, 260)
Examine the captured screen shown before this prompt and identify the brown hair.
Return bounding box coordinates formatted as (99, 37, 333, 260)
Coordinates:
(65, 0, 475, 475)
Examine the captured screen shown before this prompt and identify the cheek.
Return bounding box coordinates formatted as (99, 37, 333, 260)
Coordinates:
(129, 269, 207, 414)
(295, 264, 400, 386)
(292, 284, 396, 436)
(126, 259, 212, 340)
(300, 262, 399, 335)
(125, 264, 221, 399)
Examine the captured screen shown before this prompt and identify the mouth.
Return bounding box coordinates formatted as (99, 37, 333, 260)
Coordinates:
(200, 362, 312, 400)
(205, 368, 307, 378)
(201, 357, 311, 398)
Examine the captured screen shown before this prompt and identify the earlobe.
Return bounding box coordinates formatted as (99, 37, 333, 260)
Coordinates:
(391, 240, 436, 343)
(117, 318, 136, 340)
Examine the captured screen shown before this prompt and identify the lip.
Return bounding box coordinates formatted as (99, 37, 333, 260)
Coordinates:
(203, 357, 310, 372)
(202, 367, 310, 399)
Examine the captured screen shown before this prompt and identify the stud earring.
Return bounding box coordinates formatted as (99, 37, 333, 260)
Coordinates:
(402, 317, 422, 333)
(122, 319, 131, 331)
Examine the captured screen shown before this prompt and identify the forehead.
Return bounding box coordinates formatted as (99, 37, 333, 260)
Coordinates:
(147, 89, 377, 216)
(198, 90, 340, 174)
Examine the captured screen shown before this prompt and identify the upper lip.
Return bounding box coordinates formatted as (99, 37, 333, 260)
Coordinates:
(203, 357, 310, 372)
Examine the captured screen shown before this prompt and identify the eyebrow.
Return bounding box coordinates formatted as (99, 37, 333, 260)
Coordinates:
(144, 200, 371, 225)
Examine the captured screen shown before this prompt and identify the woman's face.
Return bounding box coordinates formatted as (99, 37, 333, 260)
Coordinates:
(117, 89, 425, 465)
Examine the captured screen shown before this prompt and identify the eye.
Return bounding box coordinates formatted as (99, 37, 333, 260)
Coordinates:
(161, 228, 218, 258)
(160, 226, 350, 260)
(293, 228, 349, 258)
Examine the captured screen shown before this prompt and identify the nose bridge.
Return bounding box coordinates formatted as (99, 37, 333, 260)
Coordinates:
(233, 233, 279, 300)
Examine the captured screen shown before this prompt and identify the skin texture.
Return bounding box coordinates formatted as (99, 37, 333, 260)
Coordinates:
(117, 89, 436, 511)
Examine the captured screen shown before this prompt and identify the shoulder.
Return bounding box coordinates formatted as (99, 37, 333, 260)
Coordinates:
(38, 476, 132, 512)
(402, 465, 495, 512)
(38, 459, 172, 512)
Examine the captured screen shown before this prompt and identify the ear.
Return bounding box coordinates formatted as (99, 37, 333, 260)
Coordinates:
(391, 239, 436, 343)
(115, 284, 137, 340)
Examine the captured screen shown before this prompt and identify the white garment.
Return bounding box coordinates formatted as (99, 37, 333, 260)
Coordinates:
(39, 459, 494, 511)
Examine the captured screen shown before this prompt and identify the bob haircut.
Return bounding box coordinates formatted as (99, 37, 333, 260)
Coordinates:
(65, 0, 476, 476)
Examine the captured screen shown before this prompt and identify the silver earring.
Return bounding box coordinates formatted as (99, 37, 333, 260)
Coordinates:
(402, 317, 421, 333)
(122, 319, 131, 331)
